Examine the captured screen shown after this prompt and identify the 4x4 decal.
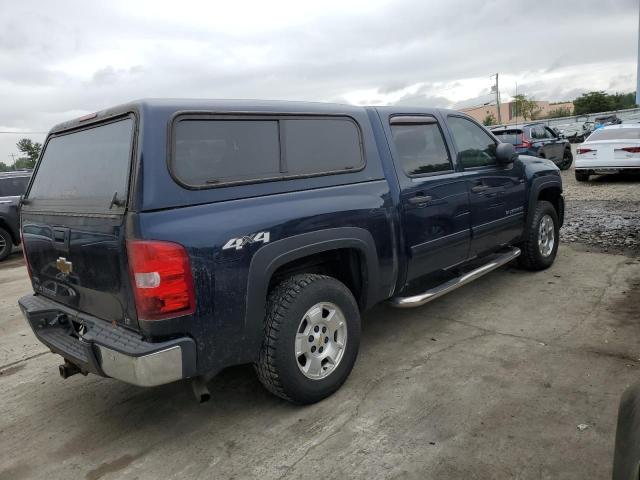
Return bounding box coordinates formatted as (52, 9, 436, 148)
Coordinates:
(222, 231, 271, 251)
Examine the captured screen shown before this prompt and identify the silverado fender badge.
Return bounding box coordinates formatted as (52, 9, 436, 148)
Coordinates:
(222, 232, 270, 251)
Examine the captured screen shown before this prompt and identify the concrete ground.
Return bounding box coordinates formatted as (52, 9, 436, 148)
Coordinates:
(1, 244, 639, 480)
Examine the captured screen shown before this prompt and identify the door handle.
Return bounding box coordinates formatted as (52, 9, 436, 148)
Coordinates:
(408, 195, 432, 205)
(471, 184, 489, 193)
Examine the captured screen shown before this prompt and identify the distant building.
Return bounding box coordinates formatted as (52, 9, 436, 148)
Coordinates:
(461, 100, 574, 124)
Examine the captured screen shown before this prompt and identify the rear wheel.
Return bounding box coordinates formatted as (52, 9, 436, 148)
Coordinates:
(255, 274, 361, 404)
(575, 170, 590, 182)
(0, 228, 12, 262)
(560, 149, 573, 170)
(518, 201, 559, 271)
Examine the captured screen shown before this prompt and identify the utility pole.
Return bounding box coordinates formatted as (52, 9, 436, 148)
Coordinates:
(491, 73, 502, 124)
(8, 153, 16, 168)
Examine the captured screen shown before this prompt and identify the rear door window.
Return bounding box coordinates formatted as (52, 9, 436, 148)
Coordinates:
(0, 176, 30, 196)
(171, 116, 364, 187)
(27, 117, 134, 211)
(530, 125, 547, 139)
(390, 121, 452, 176)
(545, 127, 558, 138)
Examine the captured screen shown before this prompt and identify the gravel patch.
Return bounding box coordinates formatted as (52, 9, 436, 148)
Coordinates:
(561, 200, 640, 254)
(558, 146, 640, 255)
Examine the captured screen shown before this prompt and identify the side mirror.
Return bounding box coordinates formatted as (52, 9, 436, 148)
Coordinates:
(496, 142, 518, 164)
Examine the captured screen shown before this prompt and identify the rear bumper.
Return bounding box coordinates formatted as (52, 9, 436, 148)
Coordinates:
(18, 294, 197, 387)
(576, 158, 640, 170)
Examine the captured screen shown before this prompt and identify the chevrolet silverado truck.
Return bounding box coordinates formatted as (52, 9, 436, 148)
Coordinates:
(18, 99, 564, 404)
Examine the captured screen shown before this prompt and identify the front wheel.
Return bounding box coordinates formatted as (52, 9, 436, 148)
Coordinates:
(0, 227, 13, 262)
(518, 200, 559, 271)
(255, 274, 361, 404)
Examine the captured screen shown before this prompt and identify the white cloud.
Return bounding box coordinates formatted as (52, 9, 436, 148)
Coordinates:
(0, 0, 637, 164)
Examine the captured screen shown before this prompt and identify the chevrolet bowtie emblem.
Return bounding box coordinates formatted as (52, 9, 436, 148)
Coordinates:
(56, 257, 73, 275)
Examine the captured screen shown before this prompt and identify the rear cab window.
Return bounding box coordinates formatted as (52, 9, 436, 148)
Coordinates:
(170, 115, 364, 188)
(26, 116, 135, 212)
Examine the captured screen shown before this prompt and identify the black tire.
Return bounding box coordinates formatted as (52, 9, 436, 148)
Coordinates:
(0, 227, 12, 262)
(518, 200, 559, 271)
(560, 148, 573, 170)
(613, 383, 640, 480)
(575, 170, 590, 182)
(254, 274, 361, 404)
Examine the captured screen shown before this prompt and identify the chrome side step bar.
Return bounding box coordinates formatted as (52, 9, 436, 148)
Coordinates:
(389, 247, 521, 308)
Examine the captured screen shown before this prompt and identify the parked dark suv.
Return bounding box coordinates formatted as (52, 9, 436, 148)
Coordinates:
(492, 123, 573, 170)
(18, 100, 563, 404)
(0, 170, 31, 261)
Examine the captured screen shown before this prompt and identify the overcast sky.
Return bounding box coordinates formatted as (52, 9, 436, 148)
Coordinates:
(0, 0, 637, 164)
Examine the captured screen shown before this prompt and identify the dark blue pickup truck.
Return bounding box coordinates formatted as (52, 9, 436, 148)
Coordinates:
(18, 99, 563, 404)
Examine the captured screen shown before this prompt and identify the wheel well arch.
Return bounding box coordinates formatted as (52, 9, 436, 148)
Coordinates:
(269, 248, 367, 310)
(536, 184, 564, 227)
(538, 186, 561, 212)
(243, 227, 381, 354)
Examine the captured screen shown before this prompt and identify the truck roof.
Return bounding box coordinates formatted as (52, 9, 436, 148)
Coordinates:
(48, 99, 462, 134)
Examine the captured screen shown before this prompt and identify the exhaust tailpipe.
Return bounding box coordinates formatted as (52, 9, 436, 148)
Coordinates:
(191, 377, 211, 403)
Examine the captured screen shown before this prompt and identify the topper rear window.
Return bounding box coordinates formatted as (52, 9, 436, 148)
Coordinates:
(171, 116, 364, 188)
(26, 117, 134, 211)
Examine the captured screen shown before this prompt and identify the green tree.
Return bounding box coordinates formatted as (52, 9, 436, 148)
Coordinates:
(546, 106, 572, 119)
(610, 92, 637, 110)
(0, 162, 10, 172)
(512, 94, 541, 120)
(573, 91, 613, 115)
(15, 138, 42, 169)
(482, 112, 497, 126)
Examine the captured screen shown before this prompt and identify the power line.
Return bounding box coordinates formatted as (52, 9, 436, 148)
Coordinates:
(0, 131, 48, 134)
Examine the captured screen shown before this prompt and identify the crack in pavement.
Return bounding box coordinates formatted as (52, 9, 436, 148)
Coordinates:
(449, 314, 640, 366)
(0, 351, 49, 372)
(552, 257, 627, 342)
(275, 331, 491, 479)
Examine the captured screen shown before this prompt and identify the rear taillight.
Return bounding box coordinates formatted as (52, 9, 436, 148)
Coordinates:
(618, 146, 640, 153)
(516, 135, 532, 149)
(577, 148, 594, 154)
(127, 240, 195, 321)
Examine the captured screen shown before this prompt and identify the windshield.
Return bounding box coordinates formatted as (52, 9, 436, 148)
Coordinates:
(493, 130, 522, 145)
(27, 117, 134, 211)
(587, 128, 640, 141)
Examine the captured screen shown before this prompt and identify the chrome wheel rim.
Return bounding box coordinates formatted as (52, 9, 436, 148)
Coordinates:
(295, 302, 347, 380)
(538, 214, 555, 257)
(0, 235, 5, 252)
